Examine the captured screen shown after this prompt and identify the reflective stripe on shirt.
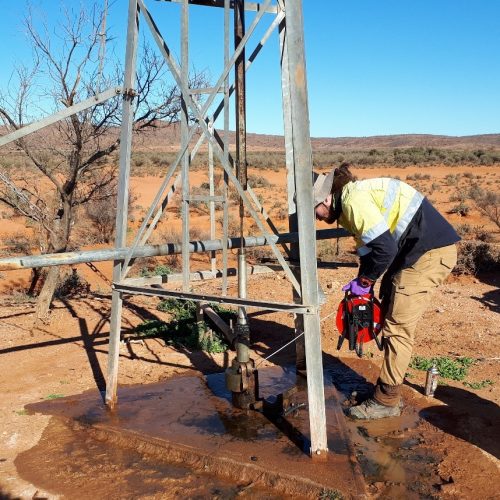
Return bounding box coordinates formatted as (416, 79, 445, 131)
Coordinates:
(393, 190, 424, 241)
(382, 178, 400, 222)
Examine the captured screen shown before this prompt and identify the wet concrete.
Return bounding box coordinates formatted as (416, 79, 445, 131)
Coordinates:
(16, 360, 447, 499)
(18, 366, 365, 499)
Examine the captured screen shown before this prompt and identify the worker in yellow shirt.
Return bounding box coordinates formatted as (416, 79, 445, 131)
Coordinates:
(314, 163, 459, 419)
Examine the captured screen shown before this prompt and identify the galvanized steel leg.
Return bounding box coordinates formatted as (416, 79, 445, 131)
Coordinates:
(278, 6, 306, 373)
(181, 0, 191, 292)
(106, 0, 139, 408)
(284, 0, 328, 455)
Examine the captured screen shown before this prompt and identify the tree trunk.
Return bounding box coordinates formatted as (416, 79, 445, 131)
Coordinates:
(35, 266, 61, 320)
(28, 268, 42, 296)
(35, 197, 72, 320)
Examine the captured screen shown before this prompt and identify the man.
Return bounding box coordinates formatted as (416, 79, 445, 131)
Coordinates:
(314, 163, 460, 419)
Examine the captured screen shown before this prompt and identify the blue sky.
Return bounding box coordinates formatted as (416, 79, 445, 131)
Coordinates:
(0, 0, 499, 137)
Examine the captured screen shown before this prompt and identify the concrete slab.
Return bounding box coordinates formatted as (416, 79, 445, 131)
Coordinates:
(25, 366, 367, 498)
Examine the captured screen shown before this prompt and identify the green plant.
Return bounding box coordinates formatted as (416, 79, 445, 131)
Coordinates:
(136, 300, 233, 353)
(463, 379, 494, 390)
(139, 265, 172, 278)
(409, 356, 474, 381)
(444, 174, 460, 186)
(45, 394, 65, 400)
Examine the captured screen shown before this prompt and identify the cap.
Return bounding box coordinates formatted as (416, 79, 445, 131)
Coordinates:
(313, 168, 335, 207)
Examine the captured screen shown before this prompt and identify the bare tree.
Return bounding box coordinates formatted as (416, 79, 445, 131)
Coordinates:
(0, 2, 206, 319)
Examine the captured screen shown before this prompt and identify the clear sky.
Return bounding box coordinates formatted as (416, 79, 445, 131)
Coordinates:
(0, 0, 499, 138)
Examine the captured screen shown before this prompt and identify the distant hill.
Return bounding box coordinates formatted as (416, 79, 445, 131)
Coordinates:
(1, 122, 500, 152)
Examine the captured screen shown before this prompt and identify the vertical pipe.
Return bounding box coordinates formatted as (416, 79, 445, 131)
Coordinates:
(208, 122, 216, 274)
(181, 0, 190, 292)
(106, 0, 139, 408)
(221, 0, 230, 295)
(278, 5, 306, 372)
(234, 0, 249, 355)
(284, 0, 328, 455)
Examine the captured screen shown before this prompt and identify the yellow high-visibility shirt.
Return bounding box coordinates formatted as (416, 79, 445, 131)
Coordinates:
(338, 178, 424, 257)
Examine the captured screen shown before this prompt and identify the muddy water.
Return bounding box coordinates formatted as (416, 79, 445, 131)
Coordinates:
(16, 362, 446, 499)
(16, 417, 282, 499)
(328, 360, 444, 499)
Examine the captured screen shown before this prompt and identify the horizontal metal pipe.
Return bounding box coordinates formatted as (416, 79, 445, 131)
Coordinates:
(0, 228, 349, 271)
(158, 0, 278, 14)
(113, 282, 313, 314)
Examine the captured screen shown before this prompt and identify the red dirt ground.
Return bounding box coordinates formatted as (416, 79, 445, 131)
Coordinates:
(0, 163, 498, 498)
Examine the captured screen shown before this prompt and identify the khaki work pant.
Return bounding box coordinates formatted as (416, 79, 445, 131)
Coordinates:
(378, 244, 457, 389)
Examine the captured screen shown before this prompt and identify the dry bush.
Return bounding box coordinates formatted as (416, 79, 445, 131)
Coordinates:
(3, 233, 33, 254)
(55, 269, 90, 298)
(248, 174, 273, 188)
(317, 238, 357, 263)
(246, 245, 274, 262)
(454, 241, 500, 275)
(469, 188, 500, 229)
(455, 224, 493, 242)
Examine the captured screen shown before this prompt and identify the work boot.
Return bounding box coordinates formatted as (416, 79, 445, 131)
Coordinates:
(345, 398, 401, 420)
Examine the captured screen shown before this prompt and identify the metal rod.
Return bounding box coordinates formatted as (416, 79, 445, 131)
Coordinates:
(158, 0, 278, 14)
(234, 0, 249, 365)
(105, 0, 139, 409)
(0, 87, 122, 147)
(0, 228, 349, 270)
(221, 0, 231, 295)
(208, 122, 216, 274)
(279, 5, 305, 370)
(181, 0, 190, 291)
(284, 0, 328, 455)
(113, 283, 314, 314)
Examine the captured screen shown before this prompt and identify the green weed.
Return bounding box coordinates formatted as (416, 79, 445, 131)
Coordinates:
(409, 356, 475, 381)
(45, 394, 65, 400)
(139, 265, 172, 278)
(463, 379, 494, 390)
(136, 300, 235, 353)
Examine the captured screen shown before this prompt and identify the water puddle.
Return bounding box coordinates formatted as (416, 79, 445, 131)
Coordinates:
(15, 361, 446, 499)
(328, 359, 444, 499)
(15, 417, 283, 499)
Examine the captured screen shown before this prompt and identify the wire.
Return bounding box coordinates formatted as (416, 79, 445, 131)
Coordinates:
(255, 332, 304, 368)
(254, 309, 335, 368)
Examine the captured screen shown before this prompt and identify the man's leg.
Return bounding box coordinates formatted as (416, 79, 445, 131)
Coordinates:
(348, 245, 457, 419)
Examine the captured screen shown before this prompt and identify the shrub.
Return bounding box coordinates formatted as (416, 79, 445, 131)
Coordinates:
(55, 269, 90, 297)
(454, 240, 500, 275)
(4, 233, 32, 254)
(139, 265, 172, 278)
(470, 189, 500, 229)
(444, 174, 460, 186)
(248, 174, 272, 188)
(449, 202, 470, 216)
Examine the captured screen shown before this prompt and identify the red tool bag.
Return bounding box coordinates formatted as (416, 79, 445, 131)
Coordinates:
(335, 291, 385, 357)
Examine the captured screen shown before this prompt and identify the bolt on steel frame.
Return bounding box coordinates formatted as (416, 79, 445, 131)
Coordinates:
(0, 0, 331, 455)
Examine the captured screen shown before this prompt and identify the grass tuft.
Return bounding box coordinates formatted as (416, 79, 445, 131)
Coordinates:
(409, 356, 475, 381)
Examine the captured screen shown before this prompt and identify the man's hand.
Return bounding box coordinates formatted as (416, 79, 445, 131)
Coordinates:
(342, 277, 374, 296)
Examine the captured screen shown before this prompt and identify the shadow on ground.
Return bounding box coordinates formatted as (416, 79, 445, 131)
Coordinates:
(406, 380, 500, 459)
